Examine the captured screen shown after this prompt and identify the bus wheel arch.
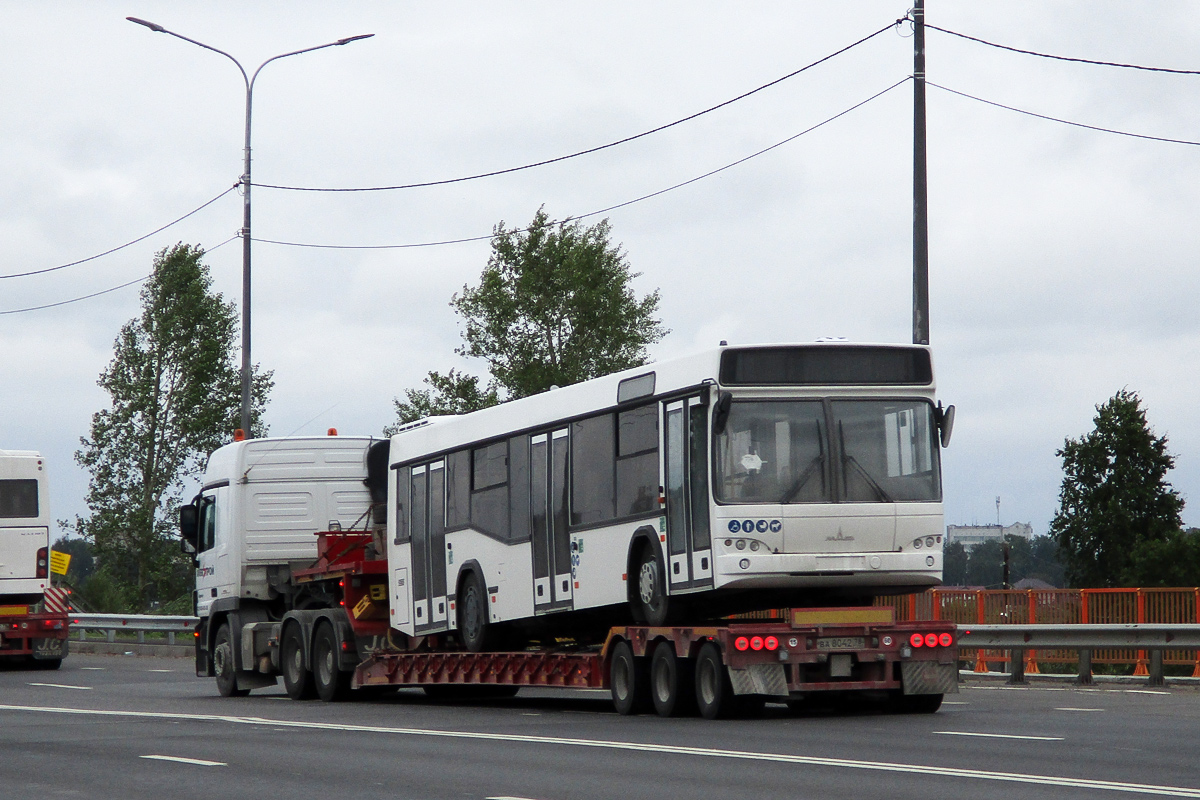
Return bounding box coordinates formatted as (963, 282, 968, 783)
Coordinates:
(456, 561, 494, 652)
(627, 529, 669, 626)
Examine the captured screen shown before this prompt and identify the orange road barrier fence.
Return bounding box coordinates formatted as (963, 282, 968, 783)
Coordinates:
(872, 587, 1200, 677)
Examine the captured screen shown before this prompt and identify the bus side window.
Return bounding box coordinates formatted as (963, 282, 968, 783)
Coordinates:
(508, 435, 531, 542)
(394, 466, 411, 544)
(571, 414, 616, 525)
(446, 450, 470, 529)
(616, 404, 658, 516)
(471, 441, 510, 539)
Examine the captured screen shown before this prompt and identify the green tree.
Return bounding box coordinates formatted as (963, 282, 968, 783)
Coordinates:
(1122, 528, 1200, 587)
(942, 540, 968, 586)
(72, 243, 272, 611)
(385, 369, 500, 432)
(388, 208, 667, 430)
(1049, 390, 1184, 588)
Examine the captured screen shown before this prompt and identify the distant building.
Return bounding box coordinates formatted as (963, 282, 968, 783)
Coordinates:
(945, 522, 1033, 548)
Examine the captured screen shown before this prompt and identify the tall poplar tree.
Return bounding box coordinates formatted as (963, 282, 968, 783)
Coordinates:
(73, 244, 272, 610)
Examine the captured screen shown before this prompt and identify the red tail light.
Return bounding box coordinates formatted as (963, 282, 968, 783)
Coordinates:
(750, 636, 764, 651)
(909, 633, 925, 648)
(764, 636, 779, 651)
(924, 633, 939, 648)
(939, 633, 954, 647)
(734, 636, 750, 651)
(35, 547, 48, 579)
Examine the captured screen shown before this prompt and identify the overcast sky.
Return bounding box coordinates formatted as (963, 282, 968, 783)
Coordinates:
(2, 2, 1197, 541)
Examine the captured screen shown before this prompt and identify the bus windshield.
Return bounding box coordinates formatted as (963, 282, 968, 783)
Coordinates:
(714, 399, 941, 504)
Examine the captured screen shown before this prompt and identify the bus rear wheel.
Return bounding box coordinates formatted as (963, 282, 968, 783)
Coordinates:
(457, 571, 494, 653)
(633, 546, 670, 626)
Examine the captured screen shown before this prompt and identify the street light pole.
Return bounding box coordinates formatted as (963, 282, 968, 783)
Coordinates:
(127, 18, 373, 435)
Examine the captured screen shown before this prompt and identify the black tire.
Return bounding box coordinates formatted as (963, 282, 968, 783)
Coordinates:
(213, 623, 249, 698)
(312, 622, 352, 702)
(695, 642, 735, 720)
(609, 639, 651, 715)
(633, 545, 670, 626)
(281, 624, 316, 700)
(457, 570, 494, 653)
(650, 640, 697, 717)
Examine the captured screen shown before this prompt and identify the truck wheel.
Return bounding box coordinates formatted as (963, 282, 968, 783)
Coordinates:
(457, 570, 493, 653)
(634, 546, 670, 626)
(312, 622, 352, 702)
(695, 642, 734, 719)
(650, 640, 697, 717)
(281, 624, 316, 700)
(213, 623, 249, 698)
(609, 639, 651, 715)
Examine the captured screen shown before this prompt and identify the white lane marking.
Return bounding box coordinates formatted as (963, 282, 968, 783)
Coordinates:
(934, 731, 1064, 742)
(141, 755, 226, 767)
(79, 667, 106, 671)
(1123, 689, 1171, 696)
(147, 669, 174, 673)
(942, 701, 968, 705)
(28, 683, 92, 691)
(1, 705, 1196, 797)
(488, 797, 543, 800)
(1055, 707, 1104, 712)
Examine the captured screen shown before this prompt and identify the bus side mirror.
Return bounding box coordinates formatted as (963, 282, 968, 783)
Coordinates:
(938, 403, 955, 448)
(180, 504, 198, 549)
(713, 391, 733, 435)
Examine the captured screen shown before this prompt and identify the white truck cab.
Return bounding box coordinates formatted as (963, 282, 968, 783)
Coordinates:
(186, 436, 375, 618)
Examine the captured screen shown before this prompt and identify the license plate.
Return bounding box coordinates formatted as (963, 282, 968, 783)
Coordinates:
(817, 636, 865, 650)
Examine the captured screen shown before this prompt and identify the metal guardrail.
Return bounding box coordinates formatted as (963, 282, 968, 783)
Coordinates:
(957, 623, 1200, 686)
(69, 613, 198, 646)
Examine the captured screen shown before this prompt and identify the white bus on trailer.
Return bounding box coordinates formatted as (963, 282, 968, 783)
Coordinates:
(386, 342, 954, 650)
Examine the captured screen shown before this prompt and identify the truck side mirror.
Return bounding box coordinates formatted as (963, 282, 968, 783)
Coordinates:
(179, 504, 198, 548)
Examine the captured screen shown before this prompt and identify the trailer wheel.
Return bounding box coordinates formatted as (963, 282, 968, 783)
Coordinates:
(281, 624, 316, 700)
(695, 642, 734, 719)
(457, 570, 493, 653)
(650, 640, 697, 717)
(634, 546, 670, 626)
(610, 639, 651, 715)
(213, 623, 249, 698)
(312, 622, 351, 702)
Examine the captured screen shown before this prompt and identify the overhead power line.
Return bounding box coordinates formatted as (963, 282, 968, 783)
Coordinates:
(926, 23, 1200, 76)
(252, 22, 898, 193)
(0, 235, 239, 316)
(0, 185, 238, 280)
(929, 82, 1200, 147)
(253, 77, 911, 252)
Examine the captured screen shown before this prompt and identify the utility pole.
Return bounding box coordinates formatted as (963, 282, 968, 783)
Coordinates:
(912, 0, 930, 346)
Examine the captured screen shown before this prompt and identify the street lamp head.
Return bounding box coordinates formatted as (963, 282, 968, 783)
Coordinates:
(336, 34, 375, 45)
(126, 16, 166, 33)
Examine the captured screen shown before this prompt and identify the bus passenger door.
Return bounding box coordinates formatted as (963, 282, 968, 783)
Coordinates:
(531, 429, 573, 613)
(663, 396, 714, 590)
(412, 461, 449, 634)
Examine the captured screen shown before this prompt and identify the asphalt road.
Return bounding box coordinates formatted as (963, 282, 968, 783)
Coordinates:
(1, 653, 1197, 800)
